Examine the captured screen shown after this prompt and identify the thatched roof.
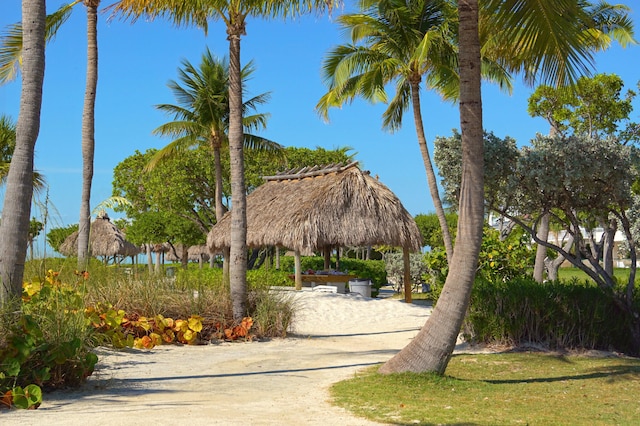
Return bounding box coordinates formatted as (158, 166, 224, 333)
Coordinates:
(59, 213, 141, 257)
(165, 244, 211, 262)
(207, 162, 422, 254)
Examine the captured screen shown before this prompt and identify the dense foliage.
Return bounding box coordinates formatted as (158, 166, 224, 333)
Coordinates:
(464, 276, 636, 354)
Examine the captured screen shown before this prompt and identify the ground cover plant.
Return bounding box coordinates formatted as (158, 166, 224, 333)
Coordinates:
(331, 352, 640, 425)
(0, 259, 295, 409)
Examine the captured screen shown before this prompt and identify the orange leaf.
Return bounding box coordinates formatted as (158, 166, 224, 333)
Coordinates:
(1, 390, 12, 408)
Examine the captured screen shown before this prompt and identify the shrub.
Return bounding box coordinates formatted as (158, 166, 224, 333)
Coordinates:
(1, 271, 98, 408)
(464, 276, 634, 353)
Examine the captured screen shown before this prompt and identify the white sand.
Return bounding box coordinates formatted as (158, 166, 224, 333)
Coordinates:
(3, 290, 444, 426)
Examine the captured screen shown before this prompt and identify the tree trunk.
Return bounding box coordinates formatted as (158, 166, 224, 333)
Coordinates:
(154, 251, 161, 274)
(146, 244, 153, 274)
(545, 233, 574, 281)
(602, 217, 617, 277)
(77, 1, 99, 270)
(227, 25, 248, 321)
(380, 0, 484, 374)
(0, 0, 46, 302)
(533, 213, 550, 282)
(410, 80, 454, 263)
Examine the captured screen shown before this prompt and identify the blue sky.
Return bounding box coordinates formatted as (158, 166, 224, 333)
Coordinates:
(1, 1, 639, 255)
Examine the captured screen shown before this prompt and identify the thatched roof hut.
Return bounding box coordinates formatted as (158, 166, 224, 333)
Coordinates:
(59, 213, 140, 261)
(207, 162, 422, 295)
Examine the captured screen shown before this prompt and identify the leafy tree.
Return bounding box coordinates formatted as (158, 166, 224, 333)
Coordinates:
(529, 73, 637, 141)
(528, 73, 638, 280)
(434, 129, 518, 209)
(0, 0, 46, 302)
(112, 0, 340, 321)
(414, 212, 457, 251)
(493, 134, 640, 353)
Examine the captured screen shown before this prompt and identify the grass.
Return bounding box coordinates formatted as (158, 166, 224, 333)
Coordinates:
(331, 352, 640, 425)
(557, 267, 633, 283)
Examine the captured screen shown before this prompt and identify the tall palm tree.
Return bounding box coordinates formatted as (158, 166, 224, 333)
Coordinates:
(0, 1, 105, 270)
(379, 0, 634, 374)
(149, 48, 281, 280)
(316, 0, 511, 264)
(0, 0, 46, 303)
(77, 0, 101, 270)
(110, 0, 339, 321)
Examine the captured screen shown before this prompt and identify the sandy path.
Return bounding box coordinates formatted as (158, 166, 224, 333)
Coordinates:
(2, 291, 433, 426)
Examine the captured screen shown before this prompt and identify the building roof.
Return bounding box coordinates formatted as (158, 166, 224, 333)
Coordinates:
(207, 162, 422, 255)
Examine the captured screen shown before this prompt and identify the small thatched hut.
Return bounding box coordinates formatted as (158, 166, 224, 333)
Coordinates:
(59, 213, 140, 264)
(207, 162, 422, 296)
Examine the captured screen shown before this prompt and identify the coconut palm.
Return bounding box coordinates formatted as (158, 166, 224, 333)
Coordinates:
(0, 0, 46, 302)
(149, 48, 281, 280)
(379, 0, 635, 374)
(110, 0, 340, 321)
(316, 0, 512, 264)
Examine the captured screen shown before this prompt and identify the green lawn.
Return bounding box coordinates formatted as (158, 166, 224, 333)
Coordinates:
(331, 353, 640, 425)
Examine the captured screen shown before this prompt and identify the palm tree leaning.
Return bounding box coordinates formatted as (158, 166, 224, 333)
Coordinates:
(379, 0, 634, 375)
(111, 0, 340, 321)
(317, 0, 512, 264)
(0, 0, 46, 303)
(148, 48, 281, 281)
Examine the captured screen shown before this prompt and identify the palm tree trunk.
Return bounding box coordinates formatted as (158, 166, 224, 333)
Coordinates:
(0, 0, 46, 302)
(380, 0, 484, 374)
(77, 0, 99, 270)
(227, 24, 248, 321)
(410, 80, 453, 263)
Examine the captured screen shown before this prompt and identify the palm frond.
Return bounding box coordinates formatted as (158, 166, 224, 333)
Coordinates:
(0, 1, 77, 85)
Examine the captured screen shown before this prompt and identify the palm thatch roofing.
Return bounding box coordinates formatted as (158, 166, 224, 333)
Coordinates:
(59, 213, 140, 258)
(207, 162, 422, 254)
(165, 244, 211, 262)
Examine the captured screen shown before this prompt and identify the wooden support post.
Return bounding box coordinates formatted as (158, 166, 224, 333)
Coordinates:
(403, 248, 412, 303)
(294, 250, 302, 290)
(323, 246, 331, 270)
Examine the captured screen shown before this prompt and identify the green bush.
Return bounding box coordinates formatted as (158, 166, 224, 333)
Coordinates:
(464, 276, 634, 353)
(0, 271, 98, 400)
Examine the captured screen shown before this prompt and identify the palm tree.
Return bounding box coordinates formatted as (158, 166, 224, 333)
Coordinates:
(0, 1, 105, 270)
(379, 0, 635, 374)
(77, 0, 101, 270)
(110, 0, 339, 321)
(0, 114, 47, 191)
(149, 48, 281, 280)
(0, 0, 46, 303)
(316, 0, 512, 264)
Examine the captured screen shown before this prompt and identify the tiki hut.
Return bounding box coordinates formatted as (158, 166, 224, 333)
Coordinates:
(207, 162, 422, 298)
(59, 213, 140, 264)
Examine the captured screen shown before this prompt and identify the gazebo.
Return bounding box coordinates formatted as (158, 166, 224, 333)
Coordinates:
(59, 212, 140, 264)
(207, 162, 422, 299)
